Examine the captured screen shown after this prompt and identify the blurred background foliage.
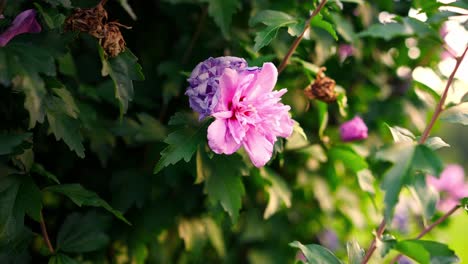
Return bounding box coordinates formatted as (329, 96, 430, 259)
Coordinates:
(0, 0, 467, 263)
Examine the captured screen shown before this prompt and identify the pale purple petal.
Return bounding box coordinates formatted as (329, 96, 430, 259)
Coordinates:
(0, 9, 41, 47)
(242, 128, 274, 167)
(207, 119, 241, 155)
(186, 56, 247, 118)
(339, 116, 368, 142)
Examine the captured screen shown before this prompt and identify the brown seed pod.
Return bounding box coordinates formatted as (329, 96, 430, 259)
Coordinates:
(304, 67, 337, 103)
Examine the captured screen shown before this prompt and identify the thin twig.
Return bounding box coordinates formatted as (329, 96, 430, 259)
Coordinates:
(277, 0, 328, 74)
(40, 211, 55, 254)
(362, 219, 386, 264)
(419, 45, 468, 144)
(389, 205, 460, 264)
(182, 6, 208, 64)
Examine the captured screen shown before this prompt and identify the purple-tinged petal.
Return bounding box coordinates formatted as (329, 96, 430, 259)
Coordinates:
(242, 128, 274, 167)
(207, 119, 241, 155)
(0, 9, 41, 47)
(339, 116, 368, 142)
(216, 68, 239, 112)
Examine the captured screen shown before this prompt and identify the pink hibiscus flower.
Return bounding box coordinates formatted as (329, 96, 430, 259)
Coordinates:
(207, 63, 294, 167)
(427, 165, 468, 212)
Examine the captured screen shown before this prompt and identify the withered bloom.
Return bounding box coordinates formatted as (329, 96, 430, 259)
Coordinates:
(304, 67, 337, 103)
(65, 3, 128, 57)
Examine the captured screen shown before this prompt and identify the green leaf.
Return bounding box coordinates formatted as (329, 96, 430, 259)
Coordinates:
(12, 71, 47, 129)
(249, 10, 296, 27)
(412, 144, 443, 176)
(99, 47, 144, 116)
(250, 10, 299, 52)
(43, 0, 73, 8)
(178, 218, 208, 256)
(31, 163, 60, 184)
(0, 133, 32, 155)
(376, 234, 397, 258)
(331, 13, 356, 42)
(154, 116, 210, 174)
(198, 150, 246, 222)
(357, 169, 375, 195)
(114, 113, 167, 143)
(260, 168, 292, 219)
(359, 17, 438, 41)
(440, 102, 468, 125)
(310, 13, 338, 40)
(347, 240, 365, 264)
(424, 137, 450, 150)
(329, 146, 368, 173)
(387, 125, 415, 143)
(118, 0, 137, 20)
(34, 3, 67, 29)
(46, 100, 85, 158)
(56, 212, 110, 253)
(409, 173, 438, 220)
(394, 240, 459, 264)
(317, 101, 328, 139)
(204, 0, 240, 39)
(377, 143, 415, 221)
(45, 184, 130, 224)
(289, 241, 343, 264)
(285, 121, 309, 150)
(0, 176, 21, 238)
(48, 253, 79, 264)
(14, 176, 42, 222)
(461, 197, 468, 211)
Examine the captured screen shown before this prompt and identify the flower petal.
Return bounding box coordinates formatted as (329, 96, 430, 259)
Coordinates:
(0, 9, 41, 47)
(215, 68, 239, 112)
(245, 62, 278, 100)
(242, 128, 273, 167)
(207, 119, 241, 155)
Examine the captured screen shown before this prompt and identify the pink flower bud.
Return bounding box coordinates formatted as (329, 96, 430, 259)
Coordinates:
(339, 116, 368, 142)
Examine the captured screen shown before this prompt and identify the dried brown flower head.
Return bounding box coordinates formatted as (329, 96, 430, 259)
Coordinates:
(304, 67, 337, 103)
(102, 22, 127, 57)
(64, 4, 107, 38)
(65, 3, 129, 57)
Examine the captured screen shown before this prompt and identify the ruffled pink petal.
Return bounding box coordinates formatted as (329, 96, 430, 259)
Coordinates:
(439, 165, 465, 191)
(215, 68, 239, 112)
(242, 128, 274, 167)
(245, 63, 278, 100)
(228, 118, 246, 144)
(207, 119, 241, 155)
(0, 9, 41, 47)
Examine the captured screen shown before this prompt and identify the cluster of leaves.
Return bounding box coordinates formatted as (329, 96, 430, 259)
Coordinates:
(1, 0, 468, 263)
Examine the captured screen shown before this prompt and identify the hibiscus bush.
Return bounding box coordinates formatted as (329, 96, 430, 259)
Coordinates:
(1, 0, 468, 263)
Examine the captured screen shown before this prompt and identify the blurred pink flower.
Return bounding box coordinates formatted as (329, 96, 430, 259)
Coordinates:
(207, 62, 294, 167)
(338, 44, 354, 62)
(0, 9, 41, 47)
(427, 165, 468, 212)
(339, 116, 368, 142)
